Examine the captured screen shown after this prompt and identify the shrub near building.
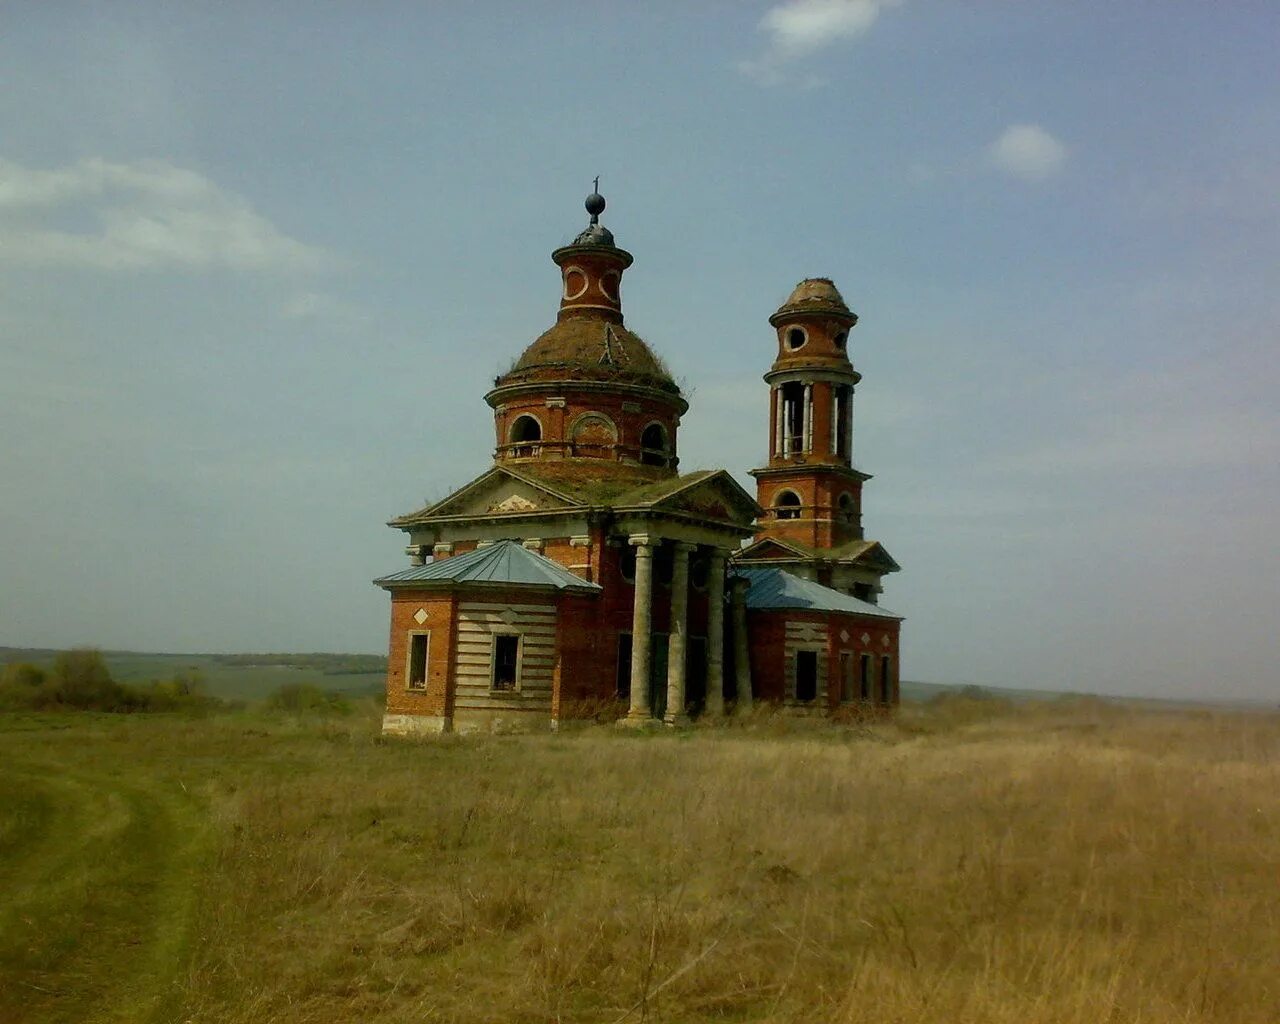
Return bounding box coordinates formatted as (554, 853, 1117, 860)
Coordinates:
(0, 649, 221, 713)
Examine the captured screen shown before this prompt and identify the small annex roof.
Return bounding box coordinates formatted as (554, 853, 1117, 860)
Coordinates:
(734, 567, 902, 621)
(374, 540, 601, 593)
(735, 535, 901, 573)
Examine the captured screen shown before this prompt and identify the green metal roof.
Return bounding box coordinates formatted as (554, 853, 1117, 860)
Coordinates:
(735, 567, 902, 620)
(374, 540, 601, 593)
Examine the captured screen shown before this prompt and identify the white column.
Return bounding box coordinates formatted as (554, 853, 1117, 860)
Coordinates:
(730, 576, 753, 712)
(663, 542, 693, 726)
(803, 383, 814, 453)
(704, 548, 727, 717)
(626, 537, 656, 722)
(773, 386, 783, 457)
(831, 386, 840, 454)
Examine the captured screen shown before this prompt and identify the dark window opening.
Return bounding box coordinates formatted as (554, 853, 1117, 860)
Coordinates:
(859, 654, 872, 701)
(619, 545, 637, 583)
(640, 423, 668, 467)
(833, 331, 848, 351)
(775, 490, 801, 520)
(492, 634, 520, 692)
(835, 385, 852, 459)
(786, 327, 807, 350)
(509, 415, 542, 457)
(880, 655, 892, 704)
(852, 582, 874, 602)
(781, 381, 805, 454)
(690, 555, 709, 590)
(839, 652, 854, 703)
(795, 650, 819, 702)
(837, 491, 856, 524)
(655, 543, 674, 586)
(408, 633, 429, 690)
(510, 415, 541, 442)
(616, 633, 632, 699)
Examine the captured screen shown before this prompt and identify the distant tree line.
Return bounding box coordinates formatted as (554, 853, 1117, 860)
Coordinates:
(0, 649, 224, 713)
(209, 653, 387, 675)
(0, 649, 365, 716)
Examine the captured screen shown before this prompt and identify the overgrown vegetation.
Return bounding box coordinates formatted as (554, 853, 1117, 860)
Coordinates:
(0, 649, 222, 713)
(0, 649, 370, 714)
(1, 698, 1277, 1023)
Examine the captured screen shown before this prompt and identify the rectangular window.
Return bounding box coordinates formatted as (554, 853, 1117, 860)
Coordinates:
(491, 634, 521, 692)
(839, 652, 854, 702)
(795, 650, 819, 703)
(859, 653, 871, 701)
(880, 655, 892, 704)
(407, 632, 429, 690)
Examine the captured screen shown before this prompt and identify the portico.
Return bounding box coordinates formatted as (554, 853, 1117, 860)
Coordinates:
(618, 519, 752, 726)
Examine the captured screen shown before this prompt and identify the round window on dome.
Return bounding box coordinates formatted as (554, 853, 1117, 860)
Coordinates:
(785, 327, 807, 351)
(562, 268, 588, 301)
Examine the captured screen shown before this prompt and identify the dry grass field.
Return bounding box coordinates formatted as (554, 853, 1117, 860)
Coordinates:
(1, 695, 1277, 1024)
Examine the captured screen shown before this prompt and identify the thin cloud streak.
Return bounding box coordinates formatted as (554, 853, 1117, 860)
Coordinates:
(0, 157, 332, 272)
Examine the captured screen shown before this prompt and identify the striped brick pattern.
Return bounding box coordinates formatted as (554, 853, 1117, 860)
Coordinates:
(784, 619, 828, 701)
(454, 602, 556, 711)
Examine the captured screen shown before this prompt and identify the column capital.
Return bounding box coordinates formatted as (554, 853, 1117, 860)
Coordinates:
(670, 540, 696, 555)
(628, 534, 657, 549)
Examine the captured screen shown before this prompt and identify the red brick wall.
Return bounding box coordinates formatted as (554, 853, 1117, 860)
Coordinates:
(754, 471, 863, 549)
(385, 591, 457, 718)
(746, 608, 901, 708)
(493, 389, 681, 468)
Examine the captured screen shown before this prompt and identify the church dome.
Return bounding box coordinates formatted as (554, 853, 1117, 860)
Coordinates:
(499, 318, 679, 393)
(770, 278, 857, 326)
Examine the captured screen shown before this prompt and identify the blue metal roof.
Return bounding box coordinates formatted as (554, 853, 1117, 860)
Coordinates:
(374, 540, 601, 592)
(735, 567, 902, 620)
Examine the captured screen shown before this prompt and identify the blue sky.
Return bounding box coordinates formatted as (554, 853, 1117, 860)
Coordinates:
(1, 2, 1276, 700)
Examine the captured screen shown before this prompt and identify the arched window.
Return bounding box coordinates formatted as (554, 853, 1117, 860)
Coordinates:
(833, 330, 848, 351)
(775, 490, 802, 520)
(508, 414, 542, 457)
(619, 545, 637, 583)
(640, 423, 668, 467)
(837, 491, 856, 524)
(569, 412, 617, 458)
(785, 327, 807, 351)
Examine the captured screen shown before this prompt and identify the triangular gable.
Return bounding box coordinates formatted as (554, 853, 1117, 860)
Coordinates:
(389, 465, 585, 526)
(735, 536, 810, 562)
(849, 541, 901, 573)
(620, 470, 761, 526)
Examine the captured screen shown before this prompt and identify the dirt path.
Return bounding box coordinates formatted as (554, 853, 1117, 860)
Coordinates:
(0, 757, 210, 1024)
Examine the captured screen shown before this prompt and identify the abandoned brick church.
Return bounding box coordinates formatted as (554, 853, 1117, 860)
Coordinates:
(375, 190, 902, 734)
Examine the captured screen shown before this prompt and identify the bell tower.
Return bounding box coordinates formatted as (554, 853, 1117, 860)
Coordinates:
(749, 279, 869, 550)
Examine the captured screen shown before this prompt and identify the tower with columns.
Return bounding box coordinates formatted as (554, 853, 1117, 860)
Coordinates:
(375, 191, 903, 736)
(737, 280, 901, 603)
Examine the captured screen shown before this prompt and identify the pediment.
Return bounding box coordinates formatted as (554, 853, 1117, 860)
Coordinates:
(736, 537, 808, 562)
(644, 472, 760, 526)
(850, 541, 901, 573)
(400, 467, 584, 524)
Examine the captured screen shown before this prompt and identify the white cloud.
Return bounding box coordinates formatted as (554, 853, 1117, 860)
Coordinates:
(988, 124, 1067, 181)
(0, 157, 331, 272)
(740, 0, 901, 84)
